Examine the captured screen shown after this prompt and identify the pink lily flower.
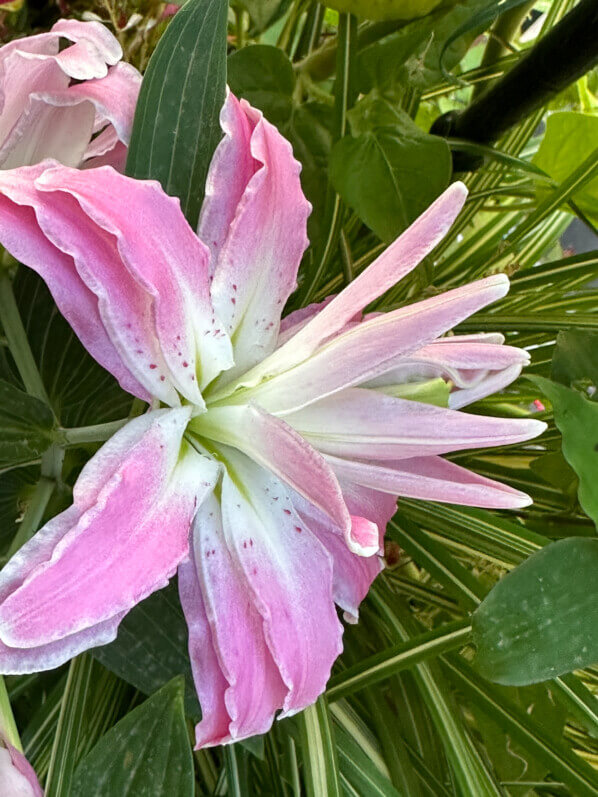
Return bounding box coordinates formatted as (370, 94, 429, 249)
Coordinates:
(0, 19, 141, 171)
(0, 93, 545, 747)
(0, 738, 43, 796)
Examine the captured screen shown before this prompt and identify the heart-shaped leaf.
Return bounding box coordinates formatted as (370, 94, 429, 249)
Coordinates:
(529, 375, 598, 527)
(472, 537, 598, 685)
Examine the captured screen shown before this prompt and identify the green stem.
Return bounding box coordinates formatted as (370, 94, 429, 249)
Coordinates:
(61, 418, 129, 446)
(0, 677, 22, 751)
(234, 6, 246, 49)
(339, 229, 353, 286)
(472, 1, 535, 101)
(296, 19, 406, 81)
(299, 12, 356, 307)
(0, 272, 49, 405)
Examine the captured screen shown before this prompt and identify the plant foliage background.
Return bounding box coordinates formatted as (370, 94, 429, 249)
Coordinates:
(1, 0, 598, 794)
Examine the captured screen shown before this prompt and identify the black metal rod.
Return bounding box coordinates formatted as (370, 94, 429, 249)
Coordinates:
(431, 0, 598, 172)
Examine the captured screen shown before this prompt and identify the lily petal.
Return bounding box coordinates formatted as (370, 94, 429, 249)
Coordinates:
(178, 553, 231, 748)
(0, 408, 217, 651)
(37, 164, 233, 398)
(180, 493, 287, 747)
(220, 452, 343, 716)
(285, 387, 546, 460)
(252, 275, 510, 414)
(0, 92, 96, 170)
(0, 743, 43, 797)
(35, 61, 142, 158)
(194, 403, 377, 556)
(0, 53, 69, 164)
(50, 19, 122, 80)
(328, 454, 534, 509)
(239, 182, 468, 387)
(292, 488, 390, 623)
(0, 164, 148, 400)
(199, 92, 310, 378)
(0, 163, 233, 405)
(366, 335, 529, 409)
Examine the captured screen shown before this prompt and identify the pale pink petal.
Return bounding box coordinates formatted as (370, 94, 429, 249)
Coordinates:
(198, 91, 257, 272)
(50, 19, 122, 79)
(35, 61, 141, 155)
(277, 297, 336, 345)
(85, 139, 127, 171)
(0, 614, 125, 674)
(180, 493, 286, 747)
(178, 556, 231, 747)
(449, 364, 524, 409)
(250, 275, 510, 414)
(0, 22, 130, 169)
(0, 96, 96, 169)
(200, 93, 311, 378)
(0, 52, 68, 157)
(0, 20, 121, 82)
(292, 491, 387, 624)
(239, 182, 468, 387)
(285, 387, 545, 460)
(25, 179, 181, 405)
(219, 453, 343, 716)
(366, 335, 529, 409)
(0, 744, 43, 797)
(338, 476, 398, 537)
(328, 454, 533, 509)
(0, 164, 149, 400)
(37, 164, 233, 399)
(193, 403, 377, 556)
(0, 503, 124, 675)
(0, 408, 218, 649)
(0, 33, 59, 65)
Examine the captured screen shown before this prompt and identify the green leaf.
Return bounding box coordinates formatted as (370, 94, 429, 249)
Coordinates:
(468, 682, 567, 788)
(45, 655, 96, 797)
(357, 0, 487, 93)
(401, 500, 546, 567)
(371, 587, 503, 797)
(228, 44, 295, 127)
(533, 112, 598, 224)
(552, 329, 598, 389)
(0, 380, 55, 470)
(472, 537, 598, 686)
(334, 722, 401, 797)
(326, 0, 444, 23)
(93, 581, 200, 719)
(300, 697, 342, 797)
(285, 102, 334, 255)
(71, 678, 193, 797)
(126, 0, 228, 229)
(237, 0, 292, 34)
(1, 270, 131, 428)
(388, 517, 484, 611)
(438, 0, 531, 79)
(529, 375, 598, 526)
(445, 655, 598, 797)
(327, 619, 472, 703)
(530, 450, 577, 496)
(330, 100, 451, 241)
